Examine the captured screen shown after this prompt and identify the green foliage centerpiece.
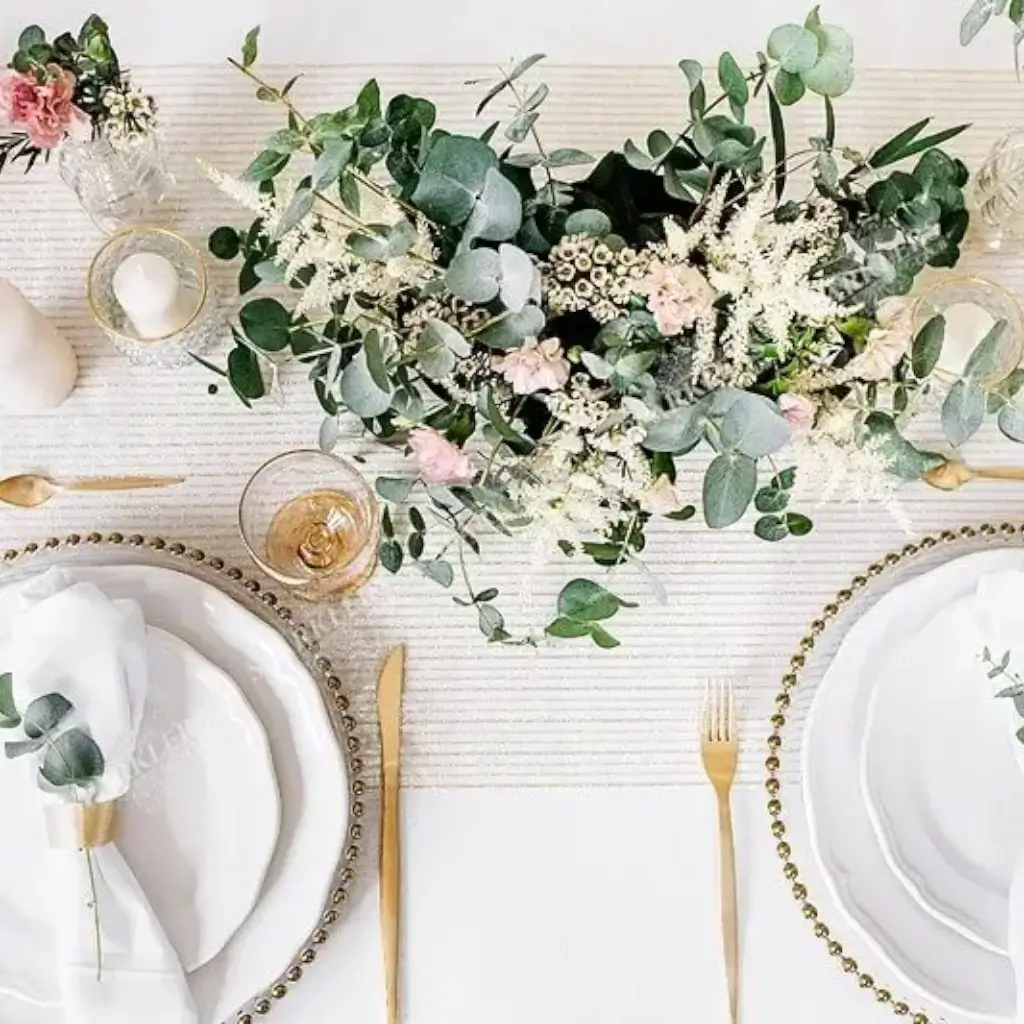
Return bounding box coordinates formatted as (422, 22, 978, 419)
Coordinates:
(206, 12, 996, 645)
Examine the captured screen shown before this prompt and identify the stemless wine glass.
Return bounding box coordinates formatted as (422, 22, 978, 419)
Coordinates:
(239, 450, 381, 602)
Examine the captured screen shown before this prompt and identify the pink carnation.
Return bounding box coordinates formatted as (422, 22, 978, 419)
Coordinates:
(0, 66, 83, 149)
(408, 427, 475, 485)
(494, 337, 570, 395)
(778, 393, 817, 440)
(638, 263, 717, 336)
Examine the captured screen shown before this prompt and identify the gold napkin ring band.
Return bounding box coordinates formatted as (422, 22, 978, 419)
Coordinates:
(45, 801, 117, 849)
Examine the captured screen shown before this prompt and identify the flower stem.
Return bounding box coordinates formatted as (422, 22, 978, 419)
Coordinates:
(83, 843, 102, 982)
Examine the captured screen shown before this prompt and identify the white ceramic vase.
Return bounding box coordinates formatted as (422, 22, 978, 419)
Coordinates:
(0, 279, 78, 413)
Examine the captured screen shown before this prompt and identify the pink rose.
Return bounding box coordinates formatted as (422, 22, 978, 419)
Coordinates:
(0, 66, 83, 149)
(494, 337, 570, 395)
(638, 263, 717, 336)
(778, 393, 817, 440)
(408, 427, 475, 485)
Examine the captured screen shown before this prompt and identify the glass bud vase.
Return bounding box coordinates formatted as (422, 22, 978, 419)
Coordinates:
(59, 133, 175, 235)
(971, 128, 1024, 250)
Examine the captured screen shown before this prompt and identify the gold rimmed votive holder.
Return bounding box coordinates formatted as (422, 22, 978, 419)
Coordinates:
(912, 274, 1024, 387)
(87, 226, 223, 368)
(239, 450, 381, 603)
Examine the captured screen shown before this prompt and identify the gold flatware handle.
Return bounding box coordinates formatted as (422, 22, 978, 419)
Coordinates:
(65, 476, 184, 493)
(381, 773, 400, 1024)
(973, 466, 1024, 482)
(717, 791, 739, 1024)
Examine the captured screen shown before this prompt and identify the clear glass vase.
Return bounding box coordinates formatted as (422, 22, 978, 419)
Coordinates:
(971, 128, 1024, 249)
(59, 134, 175, 235)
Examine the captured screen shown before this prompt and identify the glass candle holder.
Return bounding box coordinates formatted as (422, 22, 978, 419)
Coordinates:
(912, 275, 1024, 386)
(239, 450, 381, 602)
(970, 128, 1024, 249)
(87, 227, 222, 368)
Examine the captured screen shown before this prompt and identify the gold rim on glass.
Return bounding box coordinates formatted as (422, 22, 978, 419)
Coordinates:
(0, 531, 363, 1024)
(767, 520, 1022, 1024)
(86, 225, 210, 345)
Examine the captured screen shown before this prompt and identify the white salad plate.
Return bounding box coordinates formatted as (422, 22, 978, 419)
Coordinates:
(0, 562, 349, 1024)
(803, 548, 1024, 1021)
(862, 587, 1024, 956)
(0, 623, 281, 1007)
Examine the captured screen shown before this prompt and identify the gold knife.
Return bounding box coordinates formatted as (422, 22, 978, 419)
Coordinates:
(378, 644, 406, 1024)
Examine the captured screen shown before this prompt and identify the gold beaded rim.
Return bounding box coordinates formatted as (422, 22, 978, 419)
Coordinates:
(0, 532, 364, 1024)
(767, 519, 1020, 1023)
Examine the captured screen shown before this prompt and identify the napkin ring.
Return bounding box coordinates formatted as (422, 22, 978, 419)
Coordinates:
(45, 802, 117, 849)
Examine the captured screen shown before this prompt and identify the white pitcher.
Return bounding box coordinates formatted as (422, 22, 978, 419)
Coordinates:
(0, 279, 78, 413)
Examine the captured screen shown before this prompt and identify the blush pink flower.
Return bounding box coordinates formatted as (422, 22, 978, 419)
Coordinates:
(778, 393, 817, 440)
(0, 66, 83, 149)
(494, 336, 570, 395)
(638, 263, 717, 336)
(408, 427, 475, 485)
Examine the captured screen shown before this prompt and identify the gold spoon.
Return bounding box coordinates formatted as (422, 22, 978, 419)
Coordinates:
(923, 458, 1024, 491)
(0, 474, 183, 508)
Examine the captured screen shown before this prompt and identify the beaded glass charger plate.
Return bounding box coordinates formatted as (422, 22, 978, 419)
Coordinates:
(0, 533, 364, 1024)
(771, 523, 1024, 1024)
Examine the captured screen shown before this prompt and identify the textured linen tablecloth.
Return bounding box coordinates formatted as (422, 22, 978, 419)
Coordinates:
(1, 64, 1022, 1023)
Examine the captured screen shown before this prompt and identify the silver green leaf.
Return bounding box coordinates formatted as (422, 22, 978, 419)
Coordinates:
(274, 185, 315, 241)
(643, 404, 706, 453)
(318, 416, 339, 454)
(446, 249, 501, 304)
(564, 209, 613, 237)
(476, 304, 545, 350)
(964, 319, 1010, 384)
(463, 167, 523, 244)
(911, 314, 945, 379)
(0, 673, 19, 728)
(961, 0, 1000, 44)
(716, 391, 793, 458)
(411, 135, 497, 226)
(498, 244, 535, 313)
(40, 728, 105, 789)
(767, 24, 820, 73)
(422, 318, 472, 358)
(340, 349, 393, 418)
(376, 477, 416, 503)
(22, 693, 73, 741)
(942, 379, 987, 447)
(312, 139, 353, 191)
(419, 559, 454, 588)
(702, 453, 757, 528)
(999, 403, 1024, 443)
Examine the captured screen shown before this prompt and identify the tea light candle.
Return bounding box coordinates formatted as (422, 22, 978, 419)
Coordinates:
(113, 252, 194, 340)
(938, 301, 997, 377)
(0, 278, 77, 413)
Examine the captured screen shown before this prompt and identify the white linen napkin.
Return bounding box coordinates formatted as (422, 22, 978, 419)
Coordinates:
(0, 568, 196, 1024)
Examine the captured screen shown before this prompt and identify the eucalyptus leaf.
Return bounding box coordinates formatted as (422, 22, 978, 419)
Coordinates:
(422, 318, 472, 357)
(643, 404, 706, 453)
(312, 139, 353, 191)
(557, 578, 635, 622)
(485, 388, 535, 454)
(678, 59, 703, 92)
(961, 0, 998, 44)
(318, 416, 340, 454)
(767, 24, 819, 73)
(239, 298, 292, 352)
(911, 314, 945, 379)
(274, 185, 315, 240)
(241, 25, 260, 67)
(40, 728, 105, 789)
(5, 737, 45, 758)
(800, 25, 855, 98)
(774, 68, 806, 105)
(524, 83, 550, 111)
(377, 477, 416, 503)
(446, 248, 502, 303)
(363, 330, 390, 391)
(243, 149, 290, 183)
(505, 111, 539, 144)
(463, 167, 523, 244)
(942, 379, 987, 447)
(702, 453, 757, 528)
(564, 209, 613, 237)
(411, 135, 497, 226)
(340, 349, 393, 418)
(546, 148, 595, 168)
(22, 693, 73, 741)
(476, 304, 545, 350)
(415, 333, 456, 379)
(754, 514, 789, 541)
(545, 617, 592, 639)
(380, 539, 403, 573)
(498, 244, 535, 312)
(228, 343, 266, 404)
(716, 391, 793, 458)
(999, 403, 1024, 443)
(420, 559, 454, 588)
(863, 411, 942, 480)
(580, 352, 613, 380)
(588, 624, 621, 649)
(477, 603, 507, 641)
(964, 319, 1009, 384)
(718, 52, 749, 109)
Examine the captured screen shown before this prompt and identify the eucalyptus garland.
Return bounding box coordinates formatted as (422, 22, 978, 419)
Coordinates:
(203, 11, 1007, 646)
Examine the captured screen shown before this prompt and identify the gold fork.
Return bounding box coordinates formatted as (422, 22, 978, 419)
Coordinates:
(701, 681, 740, 1024)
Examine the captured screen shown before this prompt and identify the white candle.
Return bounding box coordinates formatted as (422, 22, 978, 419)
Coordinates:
(937, 301, 997, 377)
(113, 252, 194, 340)
(0, 279, 77, 414)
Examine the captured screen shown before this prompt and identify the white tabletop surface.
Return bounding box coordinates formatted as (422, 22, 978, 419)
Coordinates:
(0, 3, 1022, 1018)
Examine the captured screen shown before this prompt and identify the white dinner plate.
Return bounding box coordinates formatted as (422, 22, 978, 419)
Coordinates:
(803, 548, 1024, 1020)
(0, 564, 348, 1024)
(862, 592, 1024, 955)
(0, 621, 280, 1006)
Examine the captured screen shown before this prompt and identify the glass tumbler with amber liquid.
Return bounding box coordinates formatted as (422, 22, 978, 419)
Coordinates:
(239, 451, 381, 601)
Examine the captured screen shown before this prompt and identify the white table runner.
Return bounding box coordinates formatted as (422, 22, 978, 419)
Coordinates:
(1, 65, 1021, 1022)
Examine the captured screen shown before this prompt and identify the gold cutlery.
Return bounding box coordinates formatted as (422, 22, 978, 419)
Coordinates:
(923, 457, 1024, 491)
(377, 644, 406, 1024)
(701, 681, 740, 1024)
(0, 473, 183, 508)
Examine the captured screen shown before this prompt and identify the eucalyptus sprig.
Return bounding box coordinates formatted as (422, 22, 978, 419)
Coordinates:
(0, 671, 106, 978)
(981, 647, 1024, 743)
